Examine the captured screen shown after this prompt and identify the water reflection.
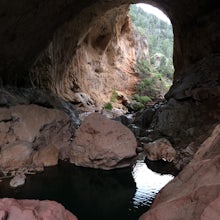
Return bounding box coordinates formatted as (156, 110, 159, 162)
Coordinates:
(132, 155, 174, 209)
(0, 158, 175, 220)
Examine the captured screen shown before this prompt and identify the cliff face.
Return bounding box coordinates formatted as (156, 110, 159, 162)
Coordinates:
(30, 5, 137, 107)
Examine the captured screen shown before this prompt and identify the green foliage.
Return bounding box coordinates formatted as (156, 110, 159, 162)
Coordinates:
(133, 94, 151, 104)
(110, 89, 118, 103)
(135, 60, 152, 74)
(129, 4, 174, 80)
(104, 102, 113, 110)
(104, 89, 118, 110)
(127, 4, 174, 111)
(130, 101, 145, 111)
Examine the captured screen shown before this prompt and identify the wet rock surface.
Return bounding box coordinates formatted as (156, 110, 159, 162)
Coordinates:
(70, 113, 137, 170)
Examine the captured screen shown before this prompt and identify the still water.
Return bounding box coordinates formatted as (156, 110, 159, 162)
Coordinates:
(0, 157, 176, 220)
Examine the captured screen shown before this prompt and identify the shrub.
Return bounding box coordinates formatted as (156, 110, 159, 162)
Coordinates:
(110, 89, 118, 103)
(133, 94, 151, 104)
(104, 102, 113, 110)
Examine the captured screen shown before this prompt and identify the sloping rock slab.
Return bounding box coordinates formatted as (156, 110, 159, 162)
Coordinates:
(139, 124, 220, 220)
(70, 113, 137, 169)
(0, 198, 77, 220)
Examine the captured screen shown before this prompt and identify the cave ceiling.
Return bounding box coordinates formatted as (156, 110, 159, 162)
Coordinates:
(0, 0, 219, 87)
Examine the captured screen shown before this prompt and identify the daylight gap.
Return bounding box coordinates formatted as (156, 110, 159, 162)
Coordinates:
(128, 3, 174, 110)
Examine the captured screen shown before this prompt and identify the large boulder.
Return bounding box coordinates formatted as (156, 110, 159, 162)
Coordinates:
(0, 198, 77, 220)
(139, 124, 220, 220)
(0, 104, 72, 173)
(11, 104, 67, 142)
(70, 113, 137, 169)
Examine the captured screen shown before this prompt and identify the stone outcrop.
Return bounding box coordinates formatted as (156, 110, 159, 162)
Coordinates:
(70, 113, 137, 169)
(0, 198, 77, 220)
(134, 31, 151, 65)
(139, 124, 220, 220)
(143, 138, 176, 162)
(133, 94, 220, 152)
(0, 104, 73, 172)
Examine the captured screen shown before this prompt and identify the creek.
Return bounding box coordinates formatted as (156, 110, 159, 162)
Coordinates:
(0, 156, 176, 220)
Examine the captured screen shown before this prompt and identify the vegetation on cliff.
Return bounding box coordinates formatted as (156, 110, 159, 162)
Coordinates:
(129, 4, 174, 108)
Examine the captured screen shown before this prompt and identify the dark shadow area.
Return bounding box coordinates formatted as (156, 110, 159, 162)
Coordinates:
(145, 158, 179, 176)
(0, 161, 143, 220)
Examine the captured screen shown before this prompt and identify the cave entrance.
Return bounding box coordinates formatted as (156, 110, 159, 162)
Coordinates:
(125, 3, 174, 111)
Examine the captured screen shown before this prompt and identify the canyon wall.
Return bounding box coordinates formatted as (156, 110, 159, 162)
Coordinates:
(30, 5, 137, 107)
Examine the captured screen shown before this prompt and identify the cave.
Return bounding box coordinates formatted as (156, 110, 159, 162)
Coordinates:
(0, 0, 219, 220)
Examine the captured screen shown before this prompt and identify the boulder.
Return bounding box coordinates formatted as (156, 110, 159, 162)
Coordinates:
(32, 144, 59, 167)
(0, 104, 72, 173)
(143, 138, 176, 162)
(0, 198, 77, 220)
(11, 104, 67, 142)
(139, 124, 220, 220)
(0, 141, 33, 169)
(70, 113, 137, 169)
(10, 173, 26, 188)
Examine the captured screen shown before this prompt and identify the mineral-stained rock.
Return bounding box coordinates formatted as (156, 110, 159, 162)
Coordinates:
(139, 124, 220, 220)
(0, 198, 77, 220)
(143, 138, 176, 162)
(70, 113, 137, 169)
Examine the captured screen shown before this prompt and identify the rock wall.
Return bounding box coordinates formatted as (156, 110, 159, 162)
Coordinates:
(30, 5, 137, 107)
(140, 124, 220, 220)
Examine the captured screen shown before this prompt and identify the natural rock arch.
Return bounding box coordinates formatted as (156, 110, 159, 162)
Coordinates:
(0, 0, 219, 97)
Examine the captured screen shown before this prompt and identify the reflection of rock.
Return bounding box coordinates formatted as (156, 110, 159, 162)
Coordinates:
(0, 198, 77, 220)
(145, 158, 179, 176)
(140, 124, 220, 220)
(10, 173, 26, 188)
(70, 113, 137, 169)
(143, 138, 176, 162)
(0, 162, 136, 219)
